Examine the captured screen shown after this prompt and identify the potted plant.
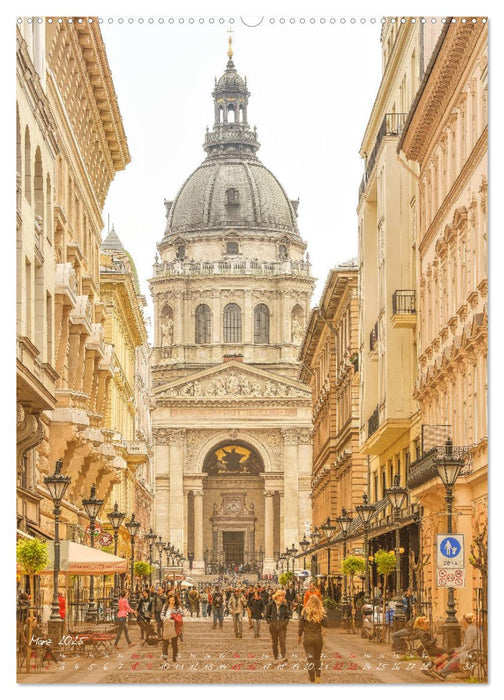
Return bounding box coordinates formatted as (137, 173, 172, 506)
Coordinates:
(16, 537, 49, 672)
(323, 597, 341, 628)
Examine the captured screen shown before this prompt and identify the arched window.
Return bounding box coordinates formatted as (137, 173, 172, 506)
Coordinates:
(254, 304, 270, 344)
(223, 303, 242, 343)
(195, 304, 211, 344)
(24, 126, 31, 203)
(34, 147, 43, 221)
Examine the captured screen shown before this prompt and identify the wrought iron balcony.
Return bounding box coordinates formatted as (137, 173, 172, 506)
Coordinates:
(392, 290, 416, 314)
(359, 113, 408, 198)
(407, 443, 468, 490)
(368, 405, 379, 439)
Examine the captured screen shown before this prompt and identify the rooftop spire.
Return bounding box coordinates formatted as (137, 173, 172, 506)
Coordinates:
(227, 32, 233, 59)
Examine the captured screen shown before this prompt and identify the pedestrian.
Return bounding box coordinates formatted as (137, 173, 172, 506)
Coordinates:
(137, 589, 153, 640)
(188, 587, 200, 617)
(212, 585, 225, 629)
(402, 588, 417, 621)
(58, 591, 66, 621)
(113, 590, 138, 649)
(433, 613, 478, 680)
(161, 593, 184, 666)
(265, 589, 290, 662)
(200, 588, 209, 617)
(298, 594, 327, 683)
(229, 587, 247, 638)
(303, 581, 322, 607)
(152, 585, 166, 637)
(285, 583, 296, 613)
(248, 589, 265, 638)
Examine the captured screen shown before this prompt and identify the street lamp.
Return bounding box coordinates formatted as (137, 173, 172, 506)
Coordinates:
(107, 503, 126, 606)
(125, 513, 140, 605)
(82, 483, 104, 621)
(299, 535, 310, 570)
(144, 528, 158, 588)
(44, 459, 71, 636)
(356, 493, 375, 604)
(337, 508, 352, 623)
(155, 537, 165, 584)
(320, 517, 337, 579)
(288, 543, 298, 573)
(310, 527, 321, 577)
(385, 475, 408, 630)
(436, 438, 465, 648)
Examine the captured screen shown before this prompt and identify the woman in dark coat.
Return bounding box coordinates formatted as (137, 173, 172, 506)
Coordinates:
(248, 590, 265, 638)
(298, 594, 327, 683)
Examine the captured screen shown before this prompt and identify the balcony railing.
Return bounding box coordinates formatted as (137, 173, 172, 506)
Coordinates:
(392, 290, 416, 314)
(152, 258, 311, 278)
(359, 113, 408, 199)
(369, 321, 379, 351)
(407, 443, 469, 490)
(368, 405, 379, 438)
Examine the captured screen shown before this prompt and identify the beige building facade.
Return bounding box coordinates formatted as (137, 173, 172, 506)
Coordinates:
(400, 19, 488, 621)
(357, 19, 443, 593)
(150, 45, 314, 574)
(299, 262, 366, 578)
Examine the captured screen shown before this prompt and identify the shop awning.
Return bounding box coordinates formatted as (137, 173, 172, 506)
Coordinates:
(43, 540, 128, 575)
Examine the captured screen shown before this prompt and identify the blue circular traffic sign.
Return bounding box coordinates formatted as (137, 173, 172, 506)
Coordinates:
(440, 537, 461, 558)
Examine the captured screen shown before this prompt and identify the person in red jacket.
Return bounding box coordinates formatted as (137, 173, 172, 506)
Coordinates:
(58, 592, 66, 620)
(303, 582, 322, 607)
(113, 590, 138, 648)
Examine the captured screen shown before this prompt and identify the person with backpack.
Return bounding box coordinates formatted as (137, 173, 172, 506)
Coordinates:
(212, 586, 224, 629)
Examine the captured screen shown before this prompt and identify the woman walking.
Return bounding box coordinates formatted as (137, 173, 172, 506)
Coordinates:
(248, 589, 265, 638)
(161, 593, 184, 666)
(265, 589, 290, 662)
(298, 594, 327, 683)
(113, 590, 138, 649)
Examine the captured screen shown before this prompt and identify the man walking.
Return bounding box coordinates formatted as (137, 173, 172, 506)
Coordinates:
(212, 585, 225, 629)
(229, 587, 247, 638)
(265, 589, 290, 661)
(152, 586, 166, 637)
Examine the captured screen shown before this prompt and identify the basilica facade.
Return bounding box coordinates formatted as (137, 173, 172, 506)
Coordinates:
(149, 41, 314, 574)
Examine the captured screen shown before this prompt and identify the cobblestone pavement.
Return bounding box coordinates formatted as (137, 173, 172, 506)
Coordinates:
(18, 615, 442, 684)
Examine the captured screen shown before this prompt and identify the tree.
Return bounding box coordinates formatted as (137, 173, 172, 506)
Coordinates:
(279, 570, 294, 586)
(16, 537, 49, 672)
(341, 556, 365, 632)
(134, 561, 154, 583)
(374, 549, 396, 625)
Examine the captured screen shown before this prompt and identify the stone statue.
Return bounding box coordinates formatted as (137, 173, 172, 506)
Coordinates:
(291, 316, 303, 342)
(161, 317, 174, 346)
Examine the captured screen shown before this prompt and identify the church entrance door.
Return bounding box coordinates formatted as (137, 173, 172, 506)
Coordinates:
(222, 531, 244, 566)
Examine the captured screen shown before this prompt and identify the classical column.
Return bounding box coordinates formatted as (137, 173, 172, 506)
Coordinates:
(282, 429, 300, 548)
(264, 490, 275, 572)
(153, 433, 170, 540)
(193, 490, 204, 572)
(168, 429, 186, 552)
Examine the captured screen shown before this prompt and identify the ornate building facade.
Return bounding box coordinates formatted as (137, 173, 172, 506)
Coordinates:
(357, 19, 443, 593)
(100, 227, 153, 562)
(150, 42, 314, 574)
(399, 19, 488, 621)
(299, 261, 366, 577)
(16, 18, 131, 552)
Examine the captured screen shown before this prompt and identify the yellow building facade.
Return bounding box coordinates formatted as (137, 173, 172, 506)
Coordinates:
(299, 262, 366, 583)
(399, 19, 488, 624)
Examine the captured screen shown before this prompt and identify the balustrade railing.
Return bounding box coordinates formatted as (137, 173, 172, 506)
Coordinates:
(153, 258, 311, 278)
(392, 290, 416, 314)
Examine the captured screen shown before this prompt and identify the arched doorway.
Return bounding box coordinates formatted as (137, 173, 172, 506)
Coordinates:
(198, 441, 274, 571)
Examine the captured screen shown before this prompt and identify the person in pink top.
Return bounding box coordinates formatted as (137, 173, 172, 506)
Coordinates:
(113, 590, 138, 648)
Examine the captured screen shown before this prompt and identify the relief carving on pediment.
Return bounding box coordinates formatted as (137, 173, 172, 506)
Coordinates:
(158, 369, 309, 399)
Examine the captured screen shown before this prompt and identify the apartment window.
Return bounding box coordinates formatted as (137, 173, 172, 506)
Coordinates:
(223, 303, 242, 343)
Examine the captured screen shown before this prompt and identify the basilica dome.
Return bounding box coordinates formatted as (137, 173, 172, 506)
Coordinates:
(166, 158, 299, 236)
(162, 44, 300, 241)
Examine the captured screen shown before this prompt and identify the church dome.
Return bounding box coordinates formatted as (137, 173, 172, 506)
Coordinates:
(166, 158, 299, 236)
(162, 39, 300, 241)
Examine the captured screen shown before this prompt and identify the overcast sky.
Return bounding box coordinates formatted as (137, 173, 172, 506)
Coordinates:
(99, 17, 383, 334)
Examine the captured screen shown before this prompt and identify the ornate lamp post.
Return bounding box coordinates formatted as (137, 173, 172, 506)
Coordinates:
(436, 438, 465, 648)
(385, 475, 408, 630)
(356, 494, 375, 604)
(144, 528, 158, 588)
(288, 543, 298, 573)
(82, 484, 104, 621)
(156, 537, 165, 584)
(299, 535, 310, 571)
(310, 527, 321, 578)
(337, 508, 352, 622)
(107, 503, 126, 606)
(320, 517, 337, 583)
(44, 460, 71, 637)
(125, 513, 140, 605)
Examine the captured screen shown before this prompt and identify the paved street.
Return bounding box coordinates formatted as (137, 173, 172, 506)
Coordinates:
(18, 615, 440, 684)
